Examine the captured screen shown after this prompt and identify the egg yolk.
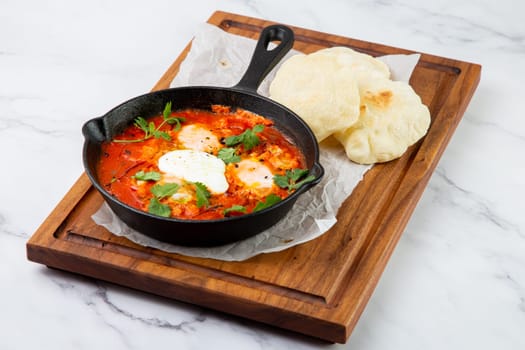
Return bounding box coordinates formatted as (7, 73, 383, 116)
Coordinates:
(177, 124, 221, 153)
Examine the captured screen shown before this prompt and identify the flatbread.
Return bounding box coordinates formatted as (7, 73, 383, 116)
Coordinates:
(269, 52, 361, 142)
(315, 46, 391, 82)
(269, 47, 391, 142)
(269, 46, 430, 164)
(334, 77, 431, 164)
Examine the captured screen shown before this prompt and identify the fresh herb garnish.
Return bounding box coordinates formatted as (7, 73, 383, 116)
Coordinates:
(134, 116, 171, 141)
(114, 101, 185, 143)
(193, 182, 211, 208)
(274, 168, 316, 192)
(148, 197, 171, 217)
(133, 170, 162, 181)
(217, 147, 241, 164)
(147, 182, 179, 217)
(224, 124, 264, 151)
(253, 194, 282, 212)
(162, 101, 185, 131)
(223, 205, 247, 216)
(151, 183, 180, 199)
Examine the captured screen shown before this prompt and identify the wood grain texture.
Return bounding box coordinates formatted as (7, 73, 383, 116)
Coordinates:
(26, 11, 481, 344)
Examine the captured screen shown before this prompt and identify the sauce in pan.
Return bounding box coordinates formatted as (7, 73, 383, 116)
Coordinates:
(97, 104, 314, 220)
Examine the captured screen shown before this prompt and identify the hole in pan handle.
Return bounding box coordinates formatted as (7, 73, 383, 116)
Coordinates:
(233, 24, 295, 92)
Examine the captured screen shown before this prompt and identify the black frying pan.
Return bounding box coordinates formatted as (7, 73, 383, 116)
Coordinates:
(82, 25, 324, 246)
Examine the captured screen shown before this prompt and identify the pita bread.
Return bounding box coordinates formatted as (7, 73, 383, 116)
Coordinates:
(268, 52, 361, 142)
(334, 77, 431, 164)
(315, 46, 391, 81)
(269, 46, 430, 164)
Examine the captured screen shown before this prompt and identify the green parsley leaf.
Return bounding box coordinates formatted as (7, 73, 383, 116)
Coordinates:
(152, 129, 171, 141)
(162, 101, 185, 131)
(114, 102, 185, 143)
(148, 121, 156, 136)
(166, 116, 185, 131)
(193, 182, 211, 208)
(252, 124, 264, 133)
(273, 174, 290, 189)
(288, 168, 309, 182)
(151, 183, 180, 199)
(133, 117, 150, 135)
(148, 197, 171, 217)
(162, 101, 172, 120)
(253, 194, 282, 212)
(274, 168, 315, 191)
(224, 124, 264, 151)
(290, 174, 316, 190)
(223, 205, 247, 216)
(217, 147, 241, 164)
(133, 170, 161, 181)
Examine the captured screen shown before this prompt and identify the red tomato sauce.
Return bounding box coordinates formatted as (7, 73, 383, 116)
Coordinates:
(97, 105, 308, 220)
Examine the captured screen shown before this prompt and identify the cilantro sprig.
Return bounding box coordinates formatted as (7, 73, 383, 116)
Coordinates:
(274, 169, 316, 192)
(147, 182, 180, 217)
(193, 182, 211, 208)
(148, 197, 171, 217)
(217, 147, 241, 164)
(223, 205, 247, 216)
(224, 194, 281, 216)
(145, 179, 212, 216)
(224, 124, 264, 151)
(151, 183, 180, 199)
(114, 102, 185, 143)
(253, 194, 282, 212)
(133, 170, 161, 181)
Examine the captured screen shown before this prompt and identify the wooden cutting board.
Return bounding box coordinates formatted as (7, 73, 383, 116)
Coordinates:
(26, 11, 481, 344)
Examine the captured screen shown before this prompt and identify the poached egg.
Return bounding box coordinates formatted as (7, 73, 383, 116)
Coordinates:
(177, 124, 221, 153)
(234, 159, 274, 189)
(158, 149, 228, 194)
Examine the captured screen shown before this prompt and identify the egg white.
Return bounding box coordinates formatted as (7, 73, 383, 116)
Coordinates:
(158, 149, 228, 194)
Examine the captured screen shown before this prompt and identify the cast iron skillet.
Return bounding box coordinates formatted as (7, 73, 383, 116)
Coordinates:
(82, 24, 324, 246)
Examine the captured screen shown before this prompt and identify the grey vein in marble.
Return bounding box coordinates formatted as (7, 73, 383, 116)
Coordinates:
(0, 212, 27, 238)
(430, 167, 523, 238)
(386, 1, 525, 51)
(48, 275, 210, 348)
(0, 116, 66, 137)
(499, 273, 525, 313)
(464, 116, 525, 143)
(94, 284, 207, 332)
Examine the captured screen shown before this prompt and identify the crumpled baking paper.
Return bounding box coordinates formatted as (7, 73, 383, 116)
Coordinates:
(92, 23, 420, 261)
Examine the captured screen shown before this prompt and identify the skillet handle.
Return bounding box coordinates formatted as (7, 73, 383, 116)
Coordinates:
(233, 24, 294, 92)
(82, 116, 107, 143)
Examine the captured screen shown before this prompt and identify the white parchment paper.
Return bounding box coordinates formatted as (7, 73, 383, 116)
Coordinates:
(92, 23, 420, 261)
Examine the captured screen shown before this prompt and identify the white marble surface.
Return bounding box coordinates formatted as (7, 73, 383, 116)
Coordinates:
(1, 0, 524, 349)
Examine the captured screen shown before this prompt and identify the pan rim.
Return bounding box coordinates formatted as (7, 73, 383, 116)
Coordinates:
(83, 85, 324, 226)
